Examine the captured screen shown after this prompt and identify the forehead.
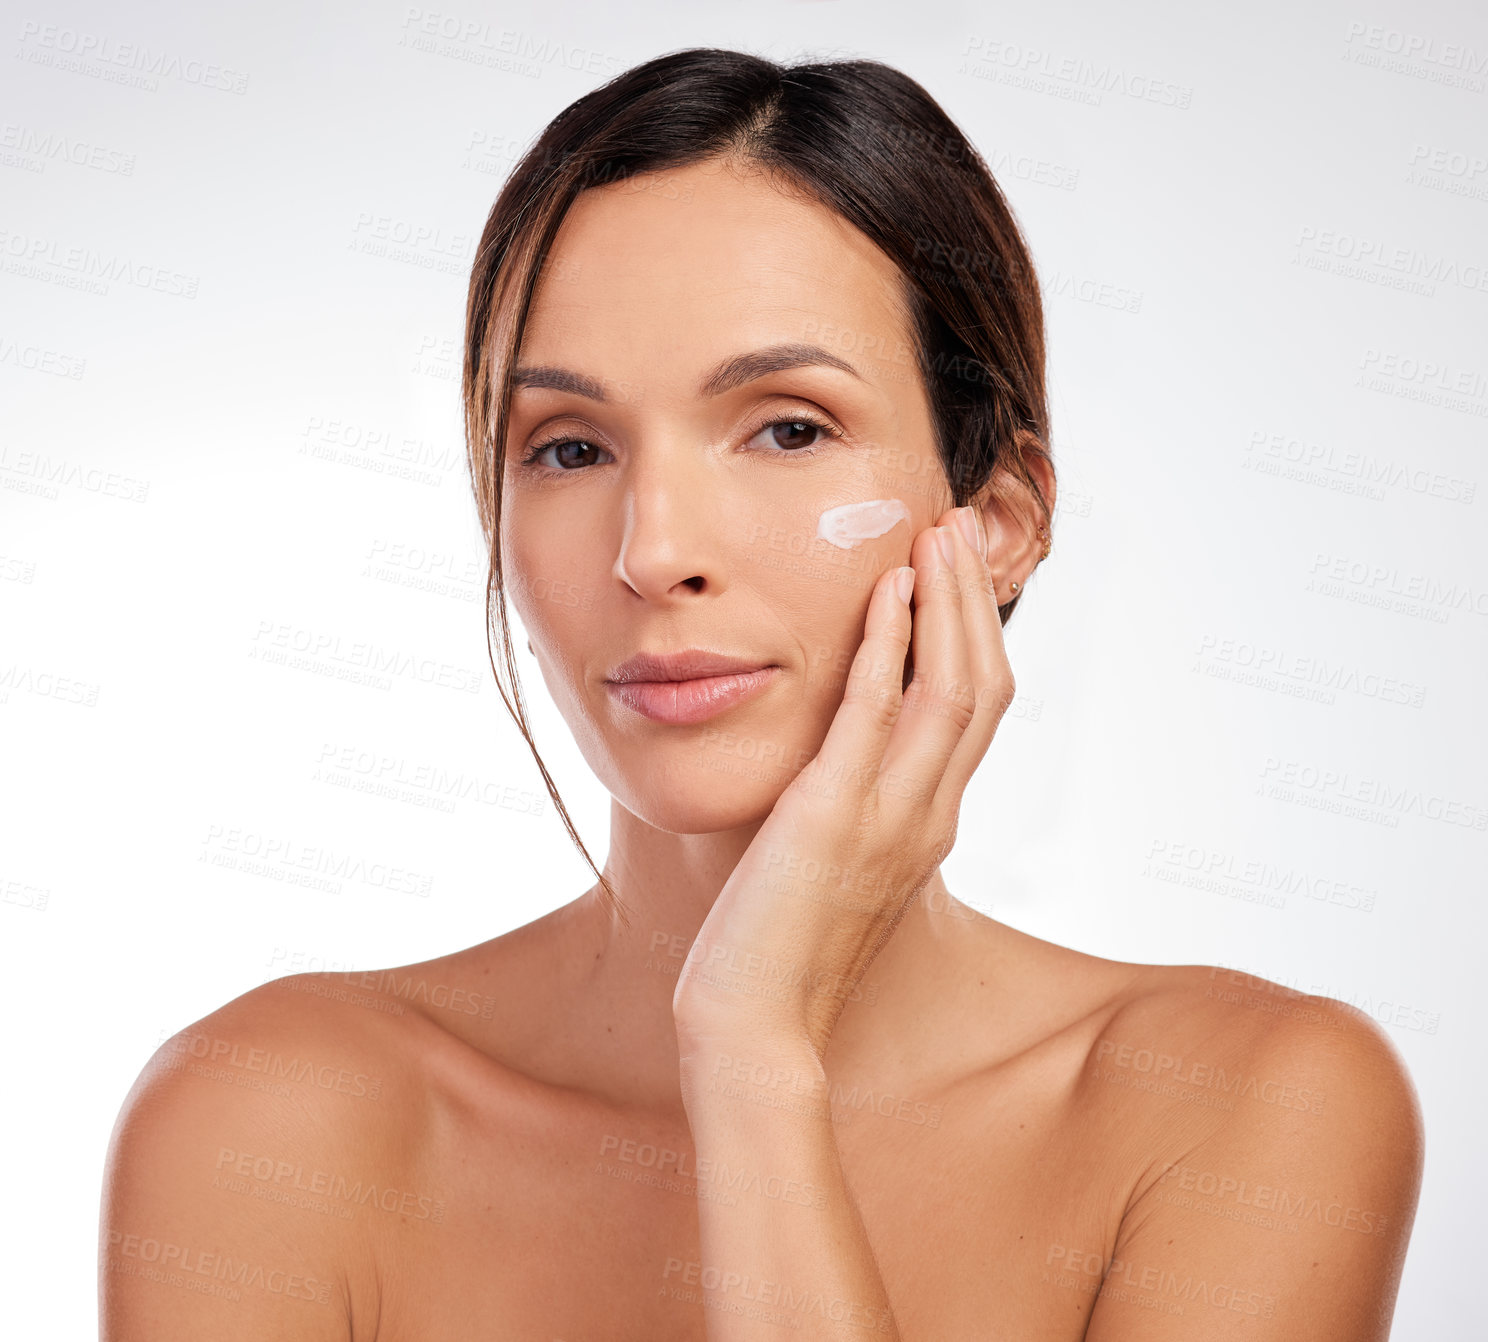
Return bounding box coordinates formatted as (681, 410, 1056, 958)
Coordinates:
(518, 158, 913, 395)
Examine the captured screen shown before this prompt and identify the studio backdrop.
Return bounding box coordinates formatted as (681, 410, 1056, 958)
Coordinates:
(1, 0, 1483, 1337)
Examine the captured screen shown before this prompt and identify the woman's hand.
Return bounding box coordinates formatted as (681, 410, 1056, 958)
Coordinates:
(673, 502, 1015, 1059)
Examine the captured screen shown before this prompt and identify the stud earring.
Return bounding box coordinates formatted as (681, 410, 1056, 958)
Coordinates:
(1009, 580, 1020, 595)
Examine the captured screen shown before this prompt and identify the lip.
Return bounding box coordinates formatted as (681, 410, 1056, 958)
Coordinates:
(604, 650, 780, 726)
(607, 650, 775, 684)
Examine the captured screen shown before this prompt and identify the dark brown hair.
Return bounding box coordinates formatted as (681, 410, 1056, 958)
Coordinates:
(462, 47, 1055, 922)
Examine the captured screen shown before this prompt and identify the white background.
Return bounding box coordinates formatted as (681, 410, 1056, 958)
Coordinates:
(2, 0, 1484, 1336)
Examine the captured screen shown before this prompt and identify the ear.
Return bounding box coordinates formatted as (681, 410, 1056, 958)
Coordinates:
(973, 432, 1056, 603)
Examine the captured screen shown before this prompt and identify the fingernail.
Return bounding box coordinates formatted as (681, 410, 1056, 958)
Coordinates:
(935, 526, 957, 567)
(894, 566, 915, 604)
(954, 507, 981, 560)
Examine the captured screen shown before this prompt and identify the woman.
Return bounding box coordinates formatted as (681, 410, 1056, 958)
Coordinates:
(101, 48, 1423, 1340)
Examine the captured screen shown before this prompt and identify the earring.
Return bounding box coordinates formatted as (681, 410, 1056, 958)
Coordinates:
(1037, 524, 1052, 561)
(1009, 580, 1020, 595)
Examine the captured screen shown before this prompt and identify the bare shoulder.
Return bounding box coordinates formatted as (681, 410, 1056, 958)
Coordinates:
(101, 971, 433, 1339)
(1091, 961, 1424, 1140)
(1070, 961, 1425, 1340)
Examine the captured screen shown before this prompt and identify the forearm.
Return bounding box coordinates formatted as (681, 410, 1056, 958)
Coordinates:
(675, 1032, 900, 1341)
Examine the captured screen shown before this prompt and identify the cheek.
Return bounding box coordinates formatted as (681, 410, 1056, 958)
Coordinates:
(501, 525, 590, 663)
(744, 530, 912, 697)
(502, 492, 602, 602)
(745, 492, 930, 704)
(739, 485, 918, 572)
(498, 520, 539, 635)
(815, 498, 912, 550)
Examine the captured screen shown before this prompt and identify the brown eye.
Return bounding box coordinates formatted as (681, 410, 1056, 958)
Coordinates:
(521, 437, 611, 470)
(552, 440, 603, 469)
(745, 414, 841, 458)
(770, 421, 823, 451)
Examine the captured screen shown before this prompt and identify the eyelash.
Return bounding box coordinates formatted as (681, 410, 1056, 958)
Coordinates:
(518, 409, 844, 470)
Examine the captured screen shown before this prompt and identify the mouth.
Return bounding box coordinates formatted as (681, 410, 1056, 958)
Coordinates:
(604, 649, 779, 726)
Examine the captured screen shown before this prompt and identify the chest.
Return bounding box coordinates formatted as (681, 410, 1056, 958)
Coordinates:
(367, 1063, 1127, 1341)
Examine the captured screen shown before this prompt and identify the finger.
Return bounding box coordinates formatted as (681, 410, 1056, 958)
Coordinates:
(800, 562, 913, 799)
(933, 508, 1015, 810)
(879, 523, 977, 806)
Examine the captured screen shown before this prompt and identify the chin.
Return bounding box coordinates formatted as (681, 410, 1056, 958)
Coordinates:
(609, 753, 799, 834)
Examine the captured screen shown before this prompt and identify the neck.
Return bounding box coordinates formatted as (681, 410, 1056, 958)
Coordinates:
(554, 795, 984, 1107)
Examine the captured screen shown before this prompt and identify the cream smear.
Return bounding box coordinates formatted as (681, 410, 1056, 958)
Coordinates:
(815, 498, 912, 549)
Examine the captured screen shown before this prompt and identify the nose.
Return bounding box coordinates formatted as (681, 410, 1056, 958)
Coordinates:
(612, 443, 726, 602)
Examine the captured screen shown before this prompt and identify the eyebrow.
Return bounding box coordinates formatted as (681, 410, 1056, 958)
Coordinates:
(511, 341, 866, 403)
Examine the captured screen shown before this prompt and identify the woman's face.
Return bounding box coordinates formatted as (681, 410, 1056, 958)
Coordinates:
(500, 155, 957, 833)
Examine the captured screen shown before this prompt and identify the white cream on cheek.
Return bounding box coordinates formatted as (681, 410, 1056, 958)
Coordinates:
(815, 498, 912, 549)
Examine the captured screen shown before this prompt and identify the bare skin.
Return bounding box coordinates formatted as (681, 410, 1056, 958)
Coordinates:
(101, 157, 1424, 1340)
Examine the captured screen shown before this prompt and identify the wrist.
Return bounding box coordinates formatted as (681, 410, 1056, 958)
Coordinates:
(675, 1032, 831, 1125)
(674, 974, 806, 1044)
(673, 978, 849, 1063)
(675, 1018, 821, 1078)
(675, 1013, 816, 1059)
